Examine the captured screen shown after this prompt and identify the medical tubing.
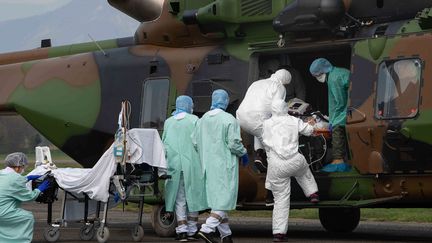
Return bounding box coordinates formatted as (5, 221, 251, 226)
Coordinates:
(120, 100, 131, 166)
(125, 131, 142, 175)
(309, 134, 327, 167)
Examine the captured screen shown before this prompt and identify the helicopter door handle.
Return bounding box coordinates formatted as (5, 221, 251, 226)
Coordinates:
(356, 131, 370, 146)
(346, 107, 366, 125)
(368, 128, 374, 148)
(356, 129, 375, 147)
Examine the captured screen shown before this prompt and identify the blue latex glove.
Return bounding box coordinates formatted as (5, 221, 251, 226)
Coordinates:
(114, 192, 120, 203)
(240, 154, 249, 166)
(37, 180, 50, 192)
(329, 124, 333, 133)
(26, 175, 42, 181)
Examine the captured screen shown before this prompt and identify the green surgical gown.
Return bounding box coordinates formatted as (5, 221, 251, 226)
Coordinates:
(327, 67, 350, 127)
(0, 171, 40, 243)
(163, 113, 208, 212)
(192, 110, 247, 211)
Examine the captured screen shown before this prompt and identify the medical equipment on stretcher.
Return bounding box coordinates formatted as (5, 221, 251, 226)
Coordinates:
(32, 172, 58, 204)
(288, 108, 331, 172)
(287, 98, 311, 115)
(37, 136, 168, 242)
(35, 101, 169, 243)
(35, 146, 56, 168)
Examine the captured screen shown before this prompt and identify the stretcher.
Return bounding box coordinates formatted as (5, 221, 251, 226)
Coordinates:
(30, 128, 168, 243)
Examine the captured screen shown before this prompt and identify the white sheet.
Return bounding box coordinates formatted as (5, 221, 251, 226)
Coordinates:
(29, 128, 167, 202)
(127, 128, 167, 168)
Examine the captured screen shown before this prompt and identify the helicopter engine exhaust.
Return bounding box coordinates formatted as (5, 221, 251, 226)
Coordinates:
(273, 0, 346, 33)
(273, 0, 432, 34)
(108, 0, 163, 22)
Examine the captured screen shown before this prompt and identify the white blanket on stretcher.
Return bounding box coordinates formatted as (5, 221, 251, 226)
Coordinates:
(28, 128, 167, 202)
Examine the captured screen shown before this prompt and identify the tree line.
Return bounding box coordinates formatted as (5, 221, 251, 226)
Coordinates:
(0, 116, 53, 154)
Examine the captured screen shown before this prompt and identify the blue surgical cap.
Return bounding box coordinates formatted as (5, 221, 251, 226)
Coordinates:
(210, 89, 229, 111)
(309, 58, 333, 76)
(172, 95, 193, 115)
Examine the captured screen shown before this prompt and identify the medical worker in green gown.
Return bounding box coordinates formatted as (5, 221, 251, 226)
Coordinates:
(309, 58, 352, 172)
(192, 89, 248, 243)
(163, 95, 207, 241)
(0, 152, 50, 243)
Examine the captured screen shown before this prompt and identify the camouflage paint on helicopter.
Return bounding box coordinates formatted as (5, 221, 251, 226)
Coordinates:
(1, 0, 432, 234)
(0, 0, 257, 166)
(348, 25, 432, 175)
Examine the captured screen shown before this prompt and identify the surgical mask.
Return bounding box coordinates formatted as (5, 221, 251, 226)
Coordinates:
(13, 166, 24, 174)
(316, 73, 326, 83)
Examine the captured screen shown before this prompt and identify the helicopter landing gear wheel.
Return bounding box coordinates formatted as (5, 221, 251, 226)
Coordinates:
(319, 208, 360, 233)
(151, 204, 176, 237)
(79, 224, 95, 241)
(43, 226, 60, 242)
(131, 225, 144, 241)
(96, 226, 110, 243)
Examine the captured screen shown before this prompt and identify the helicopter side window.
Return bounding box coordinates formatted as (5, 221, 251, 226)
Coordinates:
(140, 78, 170, 129)
(375, 59, 422, 119)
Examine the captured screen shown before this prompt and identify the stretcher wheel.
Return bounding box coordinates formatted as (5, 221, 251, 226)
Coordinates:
(79, 224, 95, 241)
(43, 226, 60, 242)
(150, 204, 176, 237)
(131, 225, 144, 241)
(96, 226, 110, 243)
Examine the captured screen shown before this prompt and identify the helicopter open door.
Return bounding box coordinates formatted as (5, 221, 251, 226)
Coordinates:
(249, 45, 352, 173)
(347, 33, 432, 174)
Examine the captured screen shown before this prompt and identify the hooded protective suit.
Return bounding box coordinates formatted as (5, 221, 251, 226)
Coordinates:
(0, 153, 41, 243)
(193, 89, 246, 239)
(236, 69, 291, 150)
(262, 99, 318, 235)
(163, 96, 207, 236)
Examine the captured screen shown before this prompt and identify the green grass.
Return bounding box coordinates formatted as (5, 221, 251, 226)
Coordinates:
(360, 208, 432, 222)
(0, 150, 74, 162)
(22, 161, 82, 174)
(121, 202, 153, 213)
(1, 150, 80, 174)
(234, 208, 432, 223)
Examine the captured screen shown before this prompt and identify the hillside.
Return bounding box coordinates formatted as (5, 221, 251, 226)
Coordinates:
(0, 0, 139, 53)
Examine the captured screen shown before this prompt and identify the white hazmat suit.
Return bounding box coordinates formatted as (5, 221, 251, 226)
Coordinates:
(236, 69, 291, 150)
(262, 99, 318, 235)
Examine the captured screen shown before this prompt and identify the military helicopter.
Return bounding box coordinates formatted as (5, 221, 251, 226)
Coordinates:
(1, 0, 432, 237)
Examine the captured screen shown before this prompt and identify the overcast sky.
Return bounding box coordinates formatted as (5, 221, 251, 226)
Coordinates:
(0, 0, 139, 53)
(0, 0, 72, 21)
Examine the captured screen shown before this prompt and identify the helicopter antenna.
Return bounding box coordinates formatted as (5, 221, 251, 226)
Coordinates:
(88, 34, 107, 57)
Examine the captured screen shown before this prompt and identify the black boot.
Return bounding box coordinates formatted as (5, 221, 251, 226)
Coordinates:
(177, 232, 188, 242)
(265, 190, 274, 206)
(254, 149, 268, 172)
(197, 231, 218, 243)
(273, 234, 288, 242)
(187, 231, 199, 241)
(222, 235, 233, 243)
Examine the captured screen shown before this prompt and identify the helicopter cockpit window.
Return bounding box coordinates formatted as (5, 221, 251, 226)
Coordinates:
(375, 59, 422, 119)
(140, 78, 169, 129)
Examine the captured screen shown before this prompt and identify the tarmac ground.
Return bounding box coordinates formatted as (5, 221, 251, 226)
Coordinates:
(25, 199, 432, 243)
